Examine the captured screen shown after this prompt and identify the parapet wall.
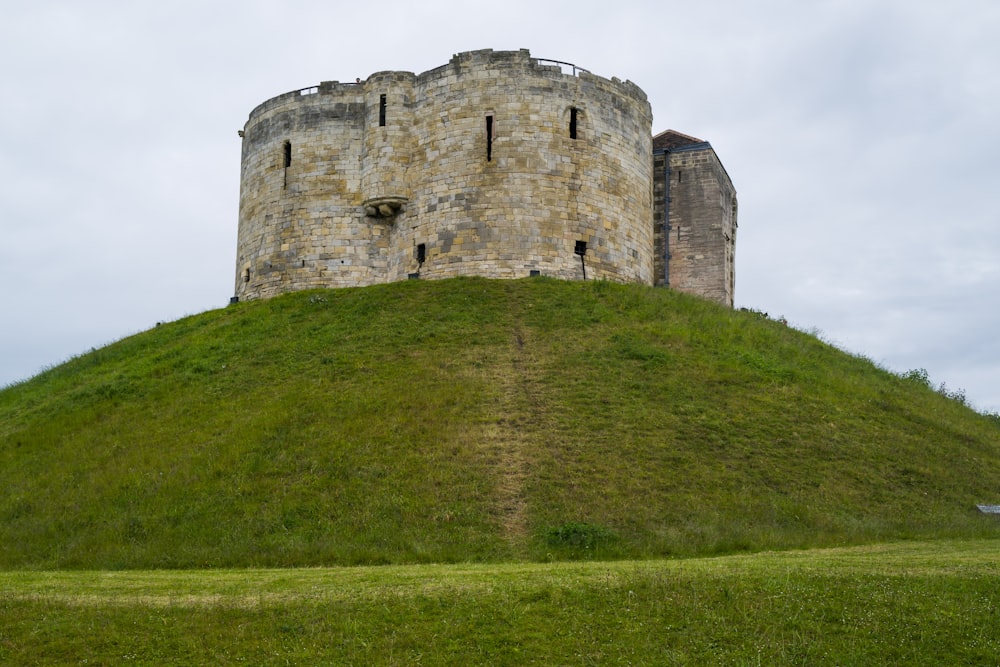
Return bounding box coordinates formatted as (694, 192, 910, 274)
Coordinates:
(235, 49, 654, 300)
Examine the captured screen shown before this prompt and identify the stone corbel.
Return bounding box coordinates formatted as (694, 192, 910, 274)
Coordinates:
(363, 196, 408, 219)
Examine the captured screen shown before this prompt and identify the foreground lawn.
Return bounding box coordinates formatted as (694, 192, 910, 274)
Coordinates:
(2, 540, 999, 665)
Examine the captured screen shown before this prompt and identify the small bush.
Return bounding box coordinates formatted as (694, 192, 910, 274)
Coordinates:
(937, 382, 969, 406)
(901, 368, 931, 387)
(543, 522, 618, 552)
(902, 368, 972, 408)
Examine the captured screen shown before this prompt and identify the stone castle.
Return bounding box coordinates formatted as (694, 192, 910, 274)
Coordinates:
(234, 49, 737, 305)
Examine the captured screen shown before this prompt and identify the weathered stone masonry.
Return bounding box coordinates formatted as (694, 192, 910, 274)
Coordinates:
(234, 49, 737, 306)
(652, 130, 737, 305)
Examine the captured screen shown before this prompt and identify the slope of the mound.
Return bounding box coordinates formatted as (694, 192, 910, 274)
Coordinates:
(1, 277, 998, 568)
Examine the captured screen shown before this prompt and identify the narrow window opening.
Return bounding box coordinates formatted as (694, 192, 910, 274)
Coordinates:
(574, 240, 588, 280)
(677, 170, 682, 183)
(416, 243, 426, 265)
(569, 107, 578, 139)
(379, 94, 387, 127)
(283, 141, 292, 168)
(243, 268, 250, 283)
(485, 114, 494, 162)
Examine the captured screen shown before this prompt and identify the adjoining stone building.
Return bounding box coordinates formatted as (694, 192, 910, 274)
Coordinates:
(652, 130, 737, 306)
(234, 49, 737, 306)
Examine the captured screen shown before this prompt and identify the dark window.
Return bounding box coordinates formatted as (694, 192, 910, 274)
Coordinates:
(485, 115, 494, 161)
(416, 243, 426, 264)
(569, 107, 578, 139)
(575, 240, 588, 280)
(244, 268, 250, 283)
(283, 141, 291, 168)
(379, 94, 387, 127)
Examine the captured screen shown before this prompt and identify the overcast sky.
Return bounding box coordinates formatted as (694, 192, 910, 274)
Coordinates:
(2, 0, 998, 413)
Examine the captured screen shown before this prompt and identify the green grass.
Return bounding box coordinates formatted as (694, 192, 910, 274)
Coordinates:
(3, 277, 1000, 662)
(3, 541, 1000, 665)
(2, 277, 999, 568)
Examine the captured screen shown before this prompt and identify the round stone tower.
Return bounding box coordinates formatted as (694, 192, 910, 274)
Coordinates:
(234, 49, 654, 300)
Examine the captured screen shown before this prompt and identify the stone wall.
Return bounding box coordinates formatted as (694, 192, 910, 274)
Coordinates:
(236, 82, 375, 298)
(652, 137, 737, 307)
(235, 49, 654, 300)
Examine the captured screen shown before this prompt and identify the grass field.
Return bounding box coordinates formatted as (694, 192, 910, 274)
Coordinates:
(3, 540, 999, 665)
(3, 277, 1000, 663)
(2, 278, 999, 570)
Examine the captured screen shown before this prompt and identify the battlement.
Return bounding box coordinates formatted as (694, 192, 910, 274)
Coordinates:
(247, 50, 646, 123)
(234, 49, 735, 305)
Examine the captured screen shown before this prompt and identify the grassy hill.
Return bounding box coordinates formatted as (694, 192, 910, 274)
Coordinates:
(2, 276, 998, 569)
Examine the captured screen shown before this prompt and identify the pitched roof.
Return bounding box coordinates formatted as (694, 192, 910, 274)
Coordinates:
(652, 129, 706, 151)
